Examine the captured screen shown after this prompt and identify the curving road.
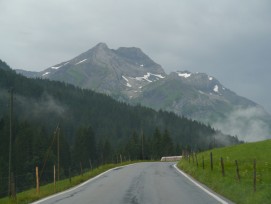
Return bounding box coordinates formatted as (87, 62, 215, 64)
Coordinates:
(33, 162, 232, 204)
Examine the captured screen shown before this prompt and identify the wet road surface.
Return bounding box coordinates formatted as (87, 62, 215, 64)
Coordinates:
(32, 162, 231, 204)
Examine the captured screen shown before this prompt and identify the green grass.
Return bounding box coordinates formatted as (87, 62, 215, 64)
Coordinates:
(178, 139, 271, 204)
(0, 161, 139, 204)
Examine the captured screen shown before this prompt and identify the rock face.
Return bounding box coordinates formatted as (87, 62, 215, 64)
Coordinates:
(134, 70, 256, 120)
(26, 43, 166, 100)
(17, 43, 271, 141)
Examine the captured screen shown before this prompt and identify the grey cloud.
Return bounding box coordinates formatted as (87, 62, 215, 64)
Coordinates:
(213, 107, 271, 142)
(32, 94, 66, 117)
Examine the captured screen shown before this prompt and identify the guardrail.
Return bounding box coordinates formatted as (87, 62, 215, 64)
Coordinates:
(161, 156, 182, 162)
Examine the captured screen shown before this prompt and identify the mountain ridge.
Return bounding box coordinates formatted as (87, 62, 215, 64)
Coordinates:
(1, 59, 239, 149)
(15, 43, 271, 141)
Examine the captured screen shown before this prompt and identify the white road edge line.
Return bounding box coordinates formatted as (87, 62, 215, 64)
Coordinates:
(173, 164, 229, 204)
(31, 163, 136, 204)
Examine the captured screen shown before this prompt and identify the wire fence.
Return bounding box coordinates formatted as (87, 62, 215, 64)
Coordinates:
(182, 150, 271, 193)
(0, 155, 130, 199)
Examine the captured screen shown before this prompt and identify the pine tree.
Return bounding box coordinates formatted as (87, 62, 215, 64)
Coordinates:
(161, 129, 174, 156)
(73, 126, 96, 170)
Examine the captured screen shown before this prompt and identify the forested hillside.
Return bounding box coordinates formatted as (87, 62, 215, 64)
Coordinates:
(0, 60, 240, 196)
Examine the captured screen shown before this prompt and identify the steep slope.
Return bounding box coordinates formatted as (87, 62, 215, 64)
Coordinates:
(134, 71, 256, 117)
(0, 60, 11, 71)
(132, 71, 271, 141)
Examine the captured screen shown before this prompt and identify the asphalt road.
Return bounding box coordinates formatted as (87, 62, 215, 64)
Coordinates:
(33, 162, 232, 204)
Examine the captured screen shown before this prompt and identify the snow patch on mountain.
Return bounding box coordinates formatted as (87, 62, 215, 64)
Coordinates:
(63, 61, 70, 66)
(42, 72, 50, 76)
(153, 73, 165, 79)
(213, 85, 219, 93)
(122, 76, 132, 87)
(51, 66, 61, 69)
(135, 73, 152, 82)
(75, 59, 87, 65)
(135, 72, 165, 82)
(178, 72, 191, 78)
(209, 76, 213, 81)
(51, 61, 69, 69)
(122, 76, 128, 81)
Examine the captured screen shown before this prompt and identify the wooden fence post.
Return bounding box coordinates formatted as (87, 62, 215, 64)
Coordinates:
(11, 173, 16, 199)
(89, 159, 92, 171)
(54, 165, 56, 192)
(195, 154, 198, 168)
(80, 162, 83, 176)
(253, 159, 256, 192)
(221, 157, 225, 177)
(36, 166, 39, 194)
(202, 156, 205, 169)
(210, 152, 213, 171)
(235, 160, 240, 182)
(69, 167, 71, 183)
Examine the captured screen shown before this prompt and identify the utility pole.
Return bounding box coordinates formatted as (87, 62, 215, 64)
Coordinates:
(54, 125, 60, 182)
(141, 129, 144, 160)
(8, 88, 13, 197)
(57, 127, 60, 182)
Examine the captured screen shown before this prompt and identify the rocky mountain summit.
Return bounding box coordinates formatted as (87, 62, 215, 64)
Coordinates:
(18, 43, 165, 100)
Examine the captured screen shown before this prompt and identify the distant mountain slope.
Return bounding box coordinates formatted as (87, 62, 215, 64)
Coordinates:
(0, 60, 11, 71)
(1, 59, 239, 150)
(16, 44, 271, 141)
(133, 71, 271, 141)
(134, 70, 257, 119)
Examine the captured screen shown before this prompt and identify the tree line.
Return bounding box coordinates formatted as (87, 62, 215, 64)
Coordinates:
(0, 115, 179, 196)
(0, 59, 241, 196)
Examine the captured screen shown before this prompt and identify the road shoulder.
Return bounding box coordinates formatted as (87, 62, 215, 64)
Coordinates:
(173, 164, 234, 204)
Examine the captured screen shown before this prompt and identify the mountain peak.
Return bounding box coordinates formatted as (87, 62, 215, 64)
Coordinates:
(71, 42, 110, 62)
(116, 47, 148, 61)
(93, 42, 109, 50)
(115, 47, 164, 74)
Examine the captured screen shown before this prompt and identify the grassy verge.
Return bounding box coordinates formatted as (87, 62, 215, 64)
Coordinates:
(0, 161, 139, 204)
(177, 139, 271, 204)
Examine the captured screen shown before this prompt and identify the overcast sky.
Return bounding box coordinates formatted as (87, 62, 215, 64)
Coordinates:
(1, 0, 271, 113)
